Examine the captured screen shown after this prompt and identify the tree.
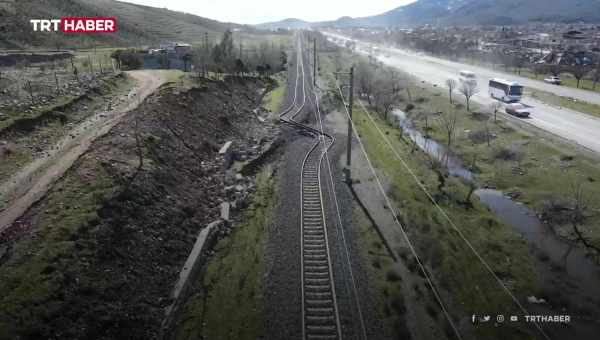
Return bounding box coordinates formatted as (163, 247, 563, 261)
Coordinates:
(549, 64, 562, 77)
(568, 182, 599, 253)
(445, 79, 457, 104)
(459, 81, 479, 111)
(489, 102, 502, 122)
(569, 64, 591, 89)
(511, 55, 527, 75)
(591, 64, 600, 90)
(438, 110, 458, 166)
(234, 59, 245, 76)
(530, 63, 546, 79)
(182, 53, 192, 72)
(373, 73, 403, 120)
(280, 50, 288, 70)
(355, 60, 375, 104)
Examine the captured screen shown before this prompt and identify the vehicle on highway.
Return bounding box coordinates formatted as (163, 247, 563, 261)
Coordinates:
(489, 78, 524, 102)
(544, 76, 562, 85)
(505, 103, 531, 118)
(459, 70, 477, 85)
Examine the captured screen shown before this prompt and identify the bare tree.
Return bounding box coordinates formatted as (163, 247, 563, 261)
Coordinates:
(489, 101, 502, 122)
(459, 81, 479, 111)
(569, 183, 599, 253)
(530, 63, 546, 79)
(438, 110, 458, 165)
(355, 60, 375, 104)
(511, 55, 527, 75)
(592, 64, 600, 91)
(445, 79, 457, 104)
(373, 72, 403, 120)
(568, 65, 591, 89)
(548, 64, 562, 77)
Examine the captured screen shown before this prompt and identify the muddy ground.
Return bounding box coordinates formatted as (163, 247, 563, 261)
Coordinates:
(0, 75, 278, 339)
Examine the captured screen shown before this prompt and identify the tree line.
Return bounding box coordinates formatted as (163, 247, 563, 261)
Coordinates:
(110, 29, 289, 79)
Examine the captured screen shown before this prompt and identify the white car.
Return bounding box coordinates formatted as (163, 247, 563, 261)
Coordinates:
(505, 103, 531, 118)
(544, 76, 561, 85)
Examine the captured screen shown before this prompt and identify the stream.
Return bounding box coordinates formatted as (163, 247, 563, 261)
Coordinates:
(388, 109, 600, 336)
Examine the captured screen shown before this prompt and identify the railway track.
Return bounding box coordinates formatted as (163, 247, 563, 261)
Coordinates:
(279, 36, 342, 340)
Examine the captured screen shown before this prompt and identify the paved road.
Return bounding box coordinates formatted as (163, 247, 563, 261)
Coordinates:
(0, 70, 170, 233)
(325, 32, 600, 154)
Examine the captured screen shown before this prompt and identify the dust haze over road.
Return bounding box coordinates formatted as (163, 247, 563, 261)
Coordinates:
(325, 32, 600, 154)
(0, 70, 170, 233)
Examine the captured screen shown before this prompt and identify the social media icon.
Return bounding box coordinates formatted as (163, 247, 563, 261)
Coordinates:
(481, 315, 491, 322)
(472, 315, 477, 324)
(497, 315, 505, 323)
(510, 315, 518, 322)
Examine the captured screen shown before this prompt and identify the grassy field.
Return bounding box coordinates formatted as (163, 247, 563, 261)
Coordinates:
(176, 166, 275, 340)
(352, 204, 412, 339)
(263, 72, 287, 116)
(0, 156, 115, 338)
(319, 44, 600, 251)
(352, 103, 540, 339)
(401, 81, 600, 250)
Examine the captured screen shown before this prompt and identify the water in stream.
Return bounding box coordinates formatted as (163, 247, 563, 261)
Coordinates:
(388, 109, 600, 333)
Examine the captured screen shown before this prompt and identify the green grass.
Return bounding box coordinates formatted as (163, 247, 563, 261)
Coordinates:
(352, 205, 409, 339)
(0, 156, 115, 338)
(176, 166, 275, 340)
(527, 88, 600, 118)
(0, 94, 78, 132)
(321, 42, 600, 250)
(263, 72, 287, 115)
(0, 74, 133, 196)
(353, 107, 539, 339)
(401, 83, 600, 250)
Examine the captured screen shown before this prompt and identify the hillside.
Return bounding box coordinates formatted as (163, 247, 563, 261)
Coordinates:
(261, 0, 600, 29)
(357, 0, 600, 27)
(0, 0, 251, 49)
(256, 18, 312, 30)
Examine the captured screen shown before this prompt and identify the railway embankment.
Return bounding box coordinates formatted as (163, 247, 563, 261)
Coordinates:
(0, 75, 279, 339)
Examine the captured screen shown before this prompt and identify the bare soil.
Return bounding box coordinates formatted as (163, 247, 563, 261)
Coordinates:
(0, 76, 278, 339)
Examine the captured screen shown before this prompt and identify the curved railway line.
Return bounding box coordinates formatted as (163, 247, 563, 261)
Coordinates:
(279, 36, 343, 340)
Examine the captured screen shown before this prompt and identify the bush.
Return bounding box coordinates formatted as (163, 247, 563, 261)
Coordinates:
(491, 145, 524, 161)
(468, 130, 490, 144)
(386, 270, 402, 282)
(405, 103, 415, 112)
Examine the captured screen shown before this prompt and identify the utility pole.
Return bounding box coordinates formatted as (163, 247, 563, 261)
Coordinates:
(313, 38, 317, 86)
(346, 66, 354, 174)
(334, 66, 354, 182)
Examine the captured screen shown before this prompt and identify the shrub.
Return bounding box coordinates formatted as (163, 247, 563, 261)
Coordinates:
(491, 145, 524, 161)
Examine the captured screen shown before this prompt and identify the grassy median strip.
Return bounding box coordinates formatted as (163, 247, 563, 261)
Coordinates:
(176, 166, 275, 340)
(527, 88, 600, 118)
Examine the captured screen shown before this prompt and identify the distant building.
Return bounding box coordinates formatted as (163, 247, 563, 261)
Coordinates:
(143, 42, 193, 71)
(158, 42, 192, 57)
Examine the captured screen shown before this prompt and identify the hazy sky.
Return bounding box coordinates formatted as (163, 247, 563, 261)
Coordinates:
(119, 0, 416, 25)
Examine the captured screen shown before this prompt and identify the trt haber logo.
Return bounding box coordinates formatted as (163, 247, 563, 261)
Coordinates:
(30, 18, 118, 34)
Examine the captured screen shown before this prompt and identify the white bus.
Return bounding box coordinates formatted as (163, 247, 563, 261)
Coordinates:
(459, 70, 477, 85)
(489, 78, 524, 102)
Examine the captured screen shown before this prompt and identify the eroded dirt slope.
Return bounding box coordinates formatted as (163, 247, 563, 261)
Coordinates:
(0, 76, 278, 340)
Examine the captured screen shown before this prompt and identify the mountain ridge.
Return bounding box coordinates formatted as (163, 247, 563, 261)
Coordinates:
(256, 0, 600, 29)
(0, 0, 250, 49)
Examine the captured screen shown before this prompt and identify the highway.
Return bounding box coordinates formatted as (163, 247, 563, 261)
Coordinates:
(324, 32, 600, 154)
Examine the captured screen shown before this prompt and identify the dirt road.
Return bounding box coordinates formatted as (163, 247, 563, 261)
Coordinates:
(0, 70, 171, 233)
